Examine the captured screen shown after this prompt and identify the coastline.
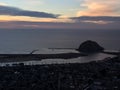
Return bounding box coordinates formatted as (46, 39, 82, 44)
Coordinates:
(0, 49, 118, 63)
(0, 53, 86, 63)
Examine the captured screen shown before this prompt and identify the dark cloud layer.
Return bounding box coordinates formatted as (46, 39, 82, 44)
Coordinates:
(0, 5, 59, 18)
(72, 16, 120, 22)
(0, 21, 120, 30)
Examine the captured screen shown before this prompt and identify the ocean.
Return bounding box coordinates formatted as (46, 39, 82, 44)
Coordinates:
(0, 29, 119, 65)
(0, 29, 120, 54)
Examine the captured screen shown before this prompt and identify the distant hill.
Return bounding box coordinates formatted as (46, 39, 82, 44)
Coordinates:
(77, 40, 104, 53)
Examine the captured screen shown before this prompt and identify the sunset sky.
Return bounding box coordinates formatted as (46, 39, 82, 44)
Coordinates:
(0, 0, 120, 29)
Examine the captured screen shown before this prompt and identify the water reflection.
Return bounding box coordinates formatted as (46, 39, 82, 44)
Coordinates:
(0, 53, 115, 66)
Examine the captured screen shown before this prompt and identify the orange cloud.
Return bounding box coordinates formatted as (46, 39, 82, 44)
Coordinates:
(0, 15, 73, 23)
(0, 15, 54, 22)
(77, 0, 120, 16)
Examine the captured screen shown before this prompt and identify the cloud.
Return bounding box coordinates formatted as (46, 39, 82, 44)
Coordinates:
(73, 16, 120, 21)
(0, 21, 75, 29)
(82, 20, 112, 24)
(0, 15, 73, 23)
(0, 20, 120, 30)
(77, 0, 120, 16)
(0, 5, 59, 18)
(72, 16, 120, 24)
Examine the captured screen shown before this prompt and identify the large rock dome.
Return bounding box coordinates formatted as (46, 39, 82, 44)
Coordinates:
(78, 40, 104, 53)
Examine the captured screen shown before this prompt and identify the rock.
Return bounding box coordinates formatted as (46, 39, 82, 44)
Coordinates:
(77, 40, 104, 53)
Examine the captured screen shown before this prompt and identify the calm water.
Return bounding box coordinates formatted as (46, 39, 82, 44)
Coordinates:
(0, 52, 115, 66)
(0, 29, 120, 54)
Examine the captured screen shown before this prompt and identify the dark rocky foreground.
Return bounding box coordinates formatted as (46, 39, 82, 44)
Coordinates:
(0, 56, 120, 90)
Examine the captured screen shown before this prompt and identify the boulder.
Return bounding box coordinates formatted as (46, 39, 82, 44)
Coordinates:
(77, 40, 104, 53)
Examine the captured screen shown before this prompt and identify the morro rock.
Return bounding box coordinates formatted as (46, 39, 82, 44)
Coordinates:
(77, 40, 104, 53)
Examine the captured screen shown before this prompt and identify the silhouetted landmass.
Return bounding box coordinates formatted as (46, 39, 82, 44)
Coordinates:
(77, 40, 104, 53)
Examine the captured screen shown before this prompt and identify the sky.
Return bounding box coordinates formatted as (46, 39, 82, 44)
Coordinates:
(0, 0, 120, 29)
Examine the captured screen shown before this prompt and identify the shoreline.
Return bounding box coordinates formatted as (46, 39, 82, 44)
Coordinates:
(0, 49, 118, 63)
(0, 52, 116, 66)
(0, 53, 87, 63)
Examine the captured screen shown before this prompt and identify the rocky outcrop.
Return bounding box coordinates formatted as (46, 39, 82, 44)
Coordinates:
(77, 40, 104, 53)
